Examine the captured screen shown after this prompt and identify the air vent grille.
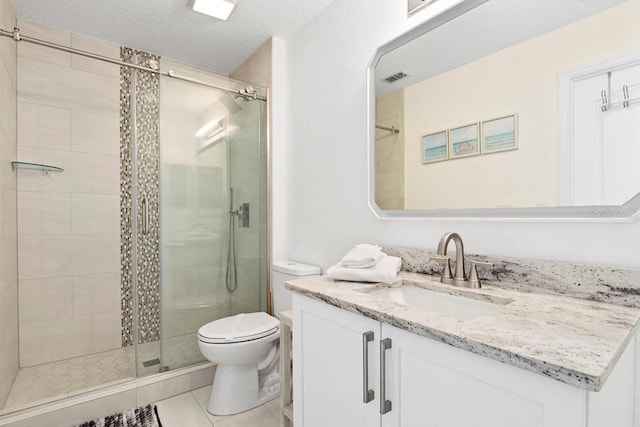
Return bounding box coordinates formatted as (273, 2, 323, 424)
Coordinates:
(383, 72, 408, 83)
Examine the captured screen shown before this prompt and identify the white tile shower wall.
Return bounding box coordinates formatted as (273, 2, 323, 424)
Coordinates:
(71, 33, 120, 79)
(17, 103, 71, 151)
(13, 19, 71, 68)
(0, 0, 18, 407)
(16, 19, 121, 367)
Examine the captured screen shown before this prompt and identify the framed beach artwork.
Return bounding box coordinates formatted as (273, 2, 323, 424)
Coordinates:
(481, 114, 518, 154)
(449, 123, 479, 159)
(422, 130, 448, 164)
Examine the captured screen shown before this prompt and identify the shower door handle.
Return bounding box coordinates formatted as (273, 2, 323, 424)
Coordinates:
(141, 197, 149, 235)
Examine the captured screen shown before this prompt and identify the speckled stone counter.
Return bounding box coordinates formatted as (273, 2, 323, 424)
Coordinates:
(286, 271, 640, 392)
(383, 246, 640, 308)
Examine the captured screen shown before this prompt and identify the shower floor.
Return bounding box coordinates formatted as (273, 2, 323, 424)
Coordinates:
(2, 333, 204, 412)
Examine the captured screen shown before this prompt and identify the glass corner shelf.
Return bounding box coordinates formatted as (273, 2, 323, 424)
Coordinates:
(11, 161, 64, 176)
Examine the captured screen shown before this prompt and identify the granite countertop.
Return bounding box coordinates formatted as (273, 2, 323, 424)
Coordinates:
(286, 271, 640, 392)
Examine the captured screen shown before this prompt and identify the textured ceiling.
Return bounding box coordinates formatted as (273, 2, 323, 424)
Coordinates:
(12, 0, 336, 75)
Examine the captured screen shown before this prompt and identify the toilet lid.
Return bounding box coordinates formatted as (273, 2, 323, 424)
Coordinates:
(198, 312, 279, 344)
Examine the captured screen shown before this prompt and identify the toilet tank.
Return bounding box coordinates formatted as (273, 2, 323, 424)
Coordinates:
(272, 261, 321, 317)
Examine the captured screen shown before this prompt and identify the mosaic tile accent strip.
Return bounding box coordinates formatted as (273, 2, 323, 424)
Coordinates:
(120, 48, 161, 346)
(382, 246, 640, 308)
(134, 50, 161, 345)
(120, 47, 134, 347)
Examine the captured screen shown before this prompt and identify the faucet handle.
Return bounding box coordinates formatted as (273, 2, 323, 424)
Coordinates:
(430, 255, 453, 281)
(468, 260, 494, 289)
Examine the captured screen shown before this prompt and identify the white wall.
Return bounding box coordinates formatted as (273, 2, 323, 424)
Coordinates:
(273, 0, 640, 271)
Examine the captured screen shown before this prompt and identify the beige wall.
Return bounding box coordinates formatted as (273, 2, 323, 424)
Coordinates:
(404, 0, 640, 209)
(0, 0, 18, 408)
(231, 39, 272, 89)
(375, 90, 404, 210)
(16, 20, 122, 366)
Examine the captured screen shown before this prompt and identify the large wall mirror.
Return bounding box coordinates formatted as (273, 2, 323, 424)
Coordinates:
(368, 0, 640, 220)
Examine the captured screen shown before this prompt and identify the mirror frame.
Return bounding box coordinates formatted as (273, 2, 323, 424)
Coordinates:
(367, 0, 640, 222)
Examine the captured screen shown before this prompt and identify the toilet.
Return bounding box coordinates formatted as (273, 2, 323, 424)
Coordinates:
(197, 261, 320, 415)
(198, 312, 280, 415)
(271, 261, 322, 314)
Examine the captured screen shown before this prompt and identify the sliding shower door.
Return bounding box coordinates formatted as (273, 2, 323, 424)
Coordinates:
(158, 69, 267, 371)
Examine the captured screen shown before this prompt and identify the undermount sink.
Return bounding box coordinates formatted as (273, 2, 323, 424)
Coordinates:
(370, 283, 507, 320)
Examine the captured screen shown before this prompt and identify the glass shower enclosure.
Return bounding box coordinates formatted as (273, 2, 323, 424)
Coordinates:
(2, 32, 266, 413)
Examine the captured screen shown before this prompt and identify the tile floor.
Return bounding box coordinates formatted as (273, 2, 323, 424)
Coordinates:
(3, 334, 205, 411)
(4, 347, 134, 410)
(155, 386, 280, 427)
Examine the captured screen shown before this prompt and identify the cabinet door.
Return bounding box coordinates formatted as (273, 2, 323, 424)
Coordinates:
(293, 294, 381, 427)
(381, 323, 586, 427)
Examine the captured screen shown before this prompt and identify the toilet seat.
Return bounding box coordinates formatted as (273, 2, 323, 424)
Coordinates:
(198, 312, 279, 344)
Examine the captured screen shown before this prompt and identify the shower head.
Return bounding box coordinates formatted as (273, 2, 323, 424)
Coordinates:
(221, 94, 242, 115)
(195, 92, 242, 139)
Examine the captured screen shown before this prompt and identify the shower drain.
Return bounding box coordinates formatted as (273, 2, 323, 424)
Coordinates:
(142, 358, 160, 367)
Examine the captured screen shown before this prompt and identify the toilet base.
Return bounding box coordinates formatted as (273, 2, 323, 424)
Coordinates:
(207, 365, 281, 415)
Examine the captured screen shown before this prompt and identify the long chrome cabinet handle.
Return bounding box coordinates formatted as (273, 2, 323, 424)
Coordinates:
(380, 338, 392, 414)
(141, 197, 149, 235)
(362, 331, 375, 403)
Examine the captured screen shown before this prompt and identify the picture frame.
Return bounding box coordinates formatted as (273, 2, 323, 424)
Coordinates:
(481, 114, 518, 154)
(422, 130, 448, 164)
(448, 123, 480, 159)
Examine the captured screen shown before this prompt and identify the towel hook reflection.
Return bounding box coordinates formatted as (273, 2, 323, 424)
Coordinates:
(623, 85, 630, 108)
(601, 90, 609, 112)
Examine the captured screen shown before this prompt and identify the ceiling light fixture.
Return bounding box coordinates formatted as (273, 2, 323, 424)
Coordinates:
(191, 0, 238, 21)
(195, 118, 226, 139)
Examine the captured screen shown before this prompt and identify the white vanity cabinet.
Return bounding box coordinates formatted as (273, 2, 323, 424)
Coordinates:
(292, 293, 636, 427)
(292, 294, 381, 426)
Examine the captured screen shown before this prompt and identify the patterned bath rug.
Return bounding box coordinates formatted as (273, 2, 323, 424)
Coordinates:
(74, 404, 163, 427)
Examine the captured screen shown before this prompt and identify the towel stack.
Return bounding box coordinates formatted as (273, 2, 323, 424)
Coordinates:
(327, 244, 401, 285)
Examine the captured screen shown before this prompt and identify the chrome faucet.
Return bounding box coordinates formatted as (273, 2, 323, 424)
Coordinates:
(430, 232, 493, 289)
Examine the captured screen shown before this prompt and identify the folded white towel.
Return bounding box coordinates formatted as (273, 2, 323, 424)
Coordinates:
(341, 244, 386, 269)
(327, 255, 401, 285)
